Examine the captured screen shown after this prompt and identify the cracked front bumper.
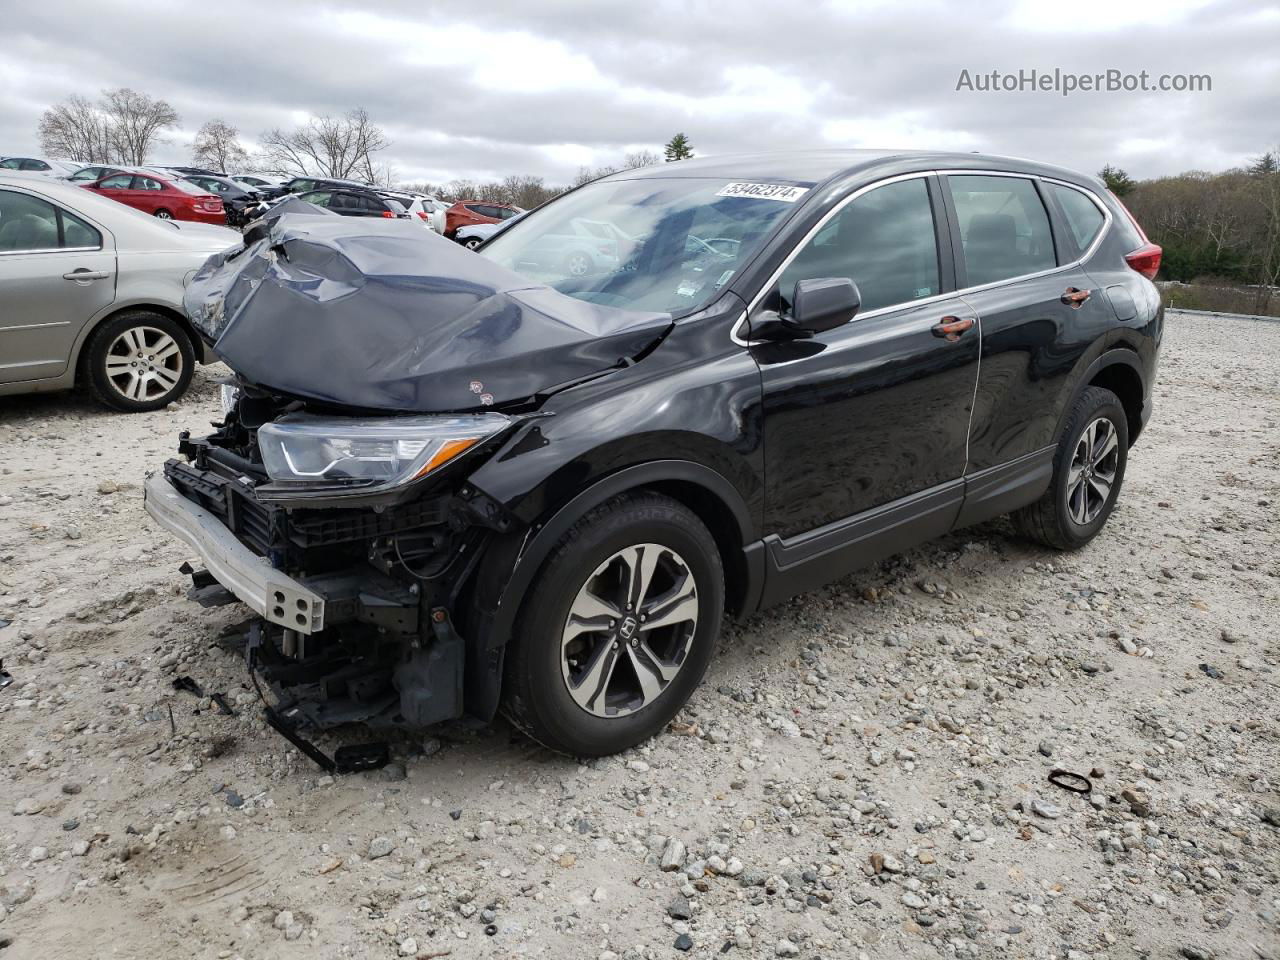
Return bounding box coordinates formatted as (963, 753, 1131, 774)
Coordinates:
(143, 473, 326, 634)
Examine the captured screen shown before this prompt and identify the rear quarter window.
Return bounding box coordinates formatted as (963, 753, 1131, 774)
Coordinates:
(1046, 183, 1106, 254)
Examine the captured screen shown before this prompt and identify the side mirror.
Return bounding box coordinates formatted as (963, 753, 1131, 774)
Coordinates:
(786, 277, 861, 335)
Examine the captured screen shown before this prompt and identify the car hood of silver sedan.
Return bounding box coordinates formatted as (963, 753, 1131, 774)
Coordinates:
(183, 215, 672, 412)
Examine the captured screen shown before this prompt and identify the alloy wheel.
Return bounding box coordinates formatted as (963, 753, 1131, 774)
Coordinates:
(104, 326, 184, 404)
(560, 543, 699, 718)
(1066, 416, 1119, 525)
(566, 253, 590, 276)
(154, 209, 173, 219)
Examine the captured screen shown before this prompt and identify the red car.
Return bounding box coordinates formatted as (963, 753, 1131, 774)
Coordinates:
(82, 171, 225, 225)
(444, 200, 521, 238)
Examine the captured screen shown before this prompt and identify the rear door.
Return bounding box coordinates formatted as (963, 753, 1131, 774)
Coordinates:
(753, 174, 979, 555)
(0, 186, 115, 383)
(941, 173, 1116, 475)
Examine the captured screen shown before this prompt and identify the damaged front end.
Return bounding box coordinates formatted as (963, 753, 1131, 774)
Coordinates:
(149, 391, 515, 730)
(146, 212, 670, 735)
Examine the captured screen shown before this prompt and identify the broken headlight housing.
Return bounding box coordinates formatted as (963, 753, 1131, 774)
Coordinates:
(257, 413, 510, 494)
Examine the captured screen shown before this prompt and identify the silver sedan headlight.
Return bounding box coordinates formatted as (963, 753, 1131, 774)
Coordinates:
(257, 413, 511, 493)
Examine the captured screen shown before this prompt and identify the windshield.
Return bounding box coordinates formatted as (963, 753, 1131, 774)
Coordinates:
(478, 177, 803, 314)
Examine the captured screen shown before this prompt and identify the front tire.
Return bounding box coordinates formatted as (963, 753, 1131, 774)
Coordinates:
(154, 208, 173, 220)
(82, 311, 195, 412)
(463, 237, 482, 250)
(1014, 386, 1128, 549)
(502, 493, 724, 757)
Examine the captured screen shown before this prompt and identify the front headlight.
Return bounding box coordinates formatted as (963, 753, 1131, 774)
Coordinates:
(257, 413, 511, 493)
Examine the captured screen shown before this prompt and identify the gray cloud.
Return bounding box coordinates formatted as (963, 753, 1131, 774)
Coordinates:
(2, 0, 1274, 185)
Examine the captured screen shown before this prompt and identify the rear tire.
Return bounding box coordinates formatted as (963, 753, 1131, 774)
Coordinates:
(1014, 386, 1128, 550)
(82, 311, 195, 412)
(502, 492, 724, 757)
(463, 237, 482, 250)
(154, 209, 173, 220)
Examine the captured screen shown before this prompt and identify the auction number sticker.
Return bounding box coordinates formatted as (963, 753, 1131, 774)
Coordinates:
(716, 182, 810, 202)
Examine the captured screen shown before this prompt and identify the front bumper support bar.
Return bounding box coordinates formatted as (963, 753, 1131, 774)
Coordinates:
(144, 473, 326, 634)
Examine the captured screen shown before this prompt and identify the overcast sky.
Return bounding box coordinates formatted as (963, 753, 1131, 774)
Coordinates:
(3, 0, 1276, 185)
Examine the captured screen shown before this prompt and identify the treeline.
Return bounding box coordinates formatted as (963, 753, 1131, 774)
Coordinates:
(1113, 151, 1280, 313)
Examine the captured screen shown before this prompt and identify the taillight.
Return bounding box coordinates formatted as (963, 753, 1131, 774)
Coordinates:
(1124, 243, 1162, 280)
(417, 212, 430, 221)
(381, 211, 395, 218)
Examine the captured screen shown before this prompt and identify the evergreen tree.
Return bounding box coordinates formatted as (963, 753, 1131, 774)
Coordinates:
(1098, 164, 1136, 197)
(664, 133, 694, 162)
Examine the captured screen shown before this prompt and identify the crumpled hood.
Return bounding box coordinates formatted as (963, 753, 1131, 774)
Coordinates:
(184, 215, 672, 412)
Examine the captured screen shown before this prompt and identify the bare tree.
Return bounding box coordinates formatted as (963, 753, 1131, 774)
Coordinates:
(260, 108, 389, 180)
(624, 150, 660, 169)
(442, 178, 479, 202)
(101, 88, 180, 165)
(191, 119, 248, 172)
(38, 95, 115, 163)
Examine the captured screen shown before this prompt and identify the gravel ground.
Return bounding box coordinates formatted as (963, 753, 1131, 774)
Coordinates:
(1, 310, 1277, 960)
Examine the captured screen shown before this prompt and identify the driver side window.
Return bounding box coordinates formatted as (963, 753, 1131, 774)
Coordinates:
(778, 177, 940, 315)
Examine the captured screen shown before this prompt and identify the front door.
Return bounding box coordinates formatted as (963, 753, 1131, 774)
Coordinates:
(0, 187, 115, 383)
(751, 174, 980, 596)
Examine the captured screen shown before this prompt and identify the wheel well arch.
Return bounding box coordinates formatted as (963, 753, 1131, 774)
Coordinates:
(639, 478, 750, 617)
(460, 461, 760, 720)
(1086, 354, 1145, 445)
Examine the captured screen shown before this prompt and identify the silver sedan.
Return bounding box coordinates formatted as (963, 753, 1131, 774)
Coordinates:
(0, 172, 240, 410)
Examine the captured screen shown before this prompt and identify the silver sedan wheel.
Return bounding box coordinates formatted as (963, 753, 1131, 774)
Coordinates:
(104, 326, 184, 403)
(560, 543, 699, 718)
(1066, 416, 1119, 525)
(566, 253, 590, 276)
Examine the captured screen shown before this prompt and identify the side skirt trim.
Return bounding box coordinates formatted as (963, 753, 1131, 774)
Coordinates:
(757, 480, 964, 610)
(954, 444, 1056, 529)
(749, 445, 1057, 613)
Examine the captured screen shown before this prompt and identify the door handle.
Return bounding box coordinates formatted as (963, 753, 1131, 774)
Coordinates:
(931, 316, 975, 342)
(1061, 286, 1091, 307)
(63, 270, 109, 282)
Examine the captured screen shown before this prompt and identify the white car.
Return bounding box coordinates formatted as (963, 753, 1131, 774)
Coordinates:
(0, 173, 241, 410)
(378, 191, 447, 232)
(0, 156, 82, 177)
(225, 172, 287, 190)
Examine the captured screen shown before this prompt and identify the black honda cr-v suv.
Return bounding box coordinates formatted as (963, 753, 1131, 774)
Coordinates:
(146, 150, 1162, 756)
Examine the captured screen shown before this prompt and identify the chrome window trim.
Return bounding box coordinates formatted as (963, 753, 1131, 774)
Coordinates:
(730, 168, 1112, 346)
(0, 245, 104, 257)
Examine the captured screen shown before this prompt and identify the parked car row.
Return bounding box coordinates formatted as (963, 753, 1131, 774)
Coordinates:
(1, 155, 533, 242)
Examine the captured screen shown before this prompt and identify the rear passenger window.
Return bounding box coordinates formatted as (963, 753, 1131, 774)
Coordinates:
(779, 177, 940, 314)
(948, 175, 1056, 286)
(61, 209, 101, 248)
(1045, 183, 1106, 253)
